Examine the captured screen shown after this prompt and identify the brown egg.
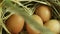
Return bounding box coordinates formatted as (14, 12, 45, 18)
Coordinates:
(11, 33, 18, 34)
(44, 19, 60, 34)
(35, 5, 51, 22)
(5, 14, 24, 34)
(26, 15, 43, 34)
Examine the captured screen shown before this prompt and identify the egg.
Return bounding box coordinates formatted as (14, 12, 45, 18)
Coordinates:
(26, 15, 43, 34)
(44, 19, 60, 34)
(35, 5, 51, 22)
(5, 14, 24, 34)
